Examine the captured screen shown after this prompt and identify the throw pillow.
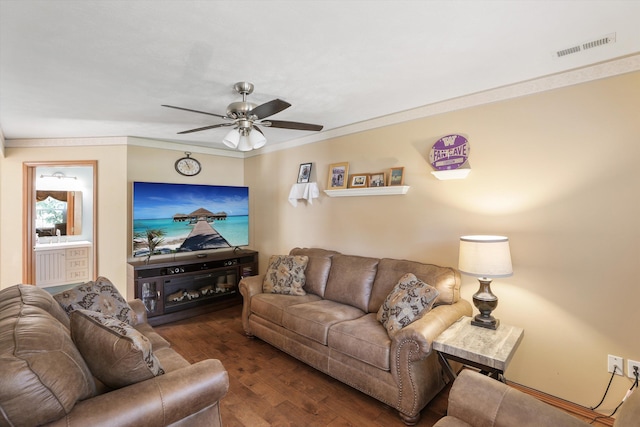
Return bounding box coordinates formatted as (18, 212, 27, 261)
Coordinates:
(70, 309, 164, 389)
(377, 273, 439, 336)
(263, 255, 309, 295)
(54, 276, 136, 325)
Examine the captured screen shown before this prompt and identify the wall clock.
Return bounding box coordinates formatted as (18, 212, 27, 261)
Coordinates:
(175, 152, 201, 176)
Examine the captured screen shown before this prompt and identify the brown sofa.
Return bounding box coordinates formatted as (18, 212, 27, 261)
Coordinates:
(0, 284, 229, 427)
(435, 369, 640, 427)
(239, 247, 472, 425)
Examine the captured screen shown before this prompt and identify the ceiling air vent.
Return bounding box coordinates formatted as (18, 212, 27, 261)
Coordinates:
(556, 45, 581, 58)
(553, 33, 616, 59)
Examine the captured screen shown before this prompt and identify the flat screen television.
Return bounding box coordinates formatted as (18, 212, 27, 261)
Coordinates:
(132, 181, 249, 258)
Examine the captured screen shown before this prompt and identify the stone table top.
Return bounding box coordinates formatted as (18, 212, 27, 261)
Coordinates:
(433, 316, 524, 372)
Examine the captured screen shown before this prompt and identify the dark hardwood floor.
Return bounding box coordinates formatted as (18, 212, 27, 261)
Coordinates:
(154, 304, 447, 426)
(154, 304, 612, 427)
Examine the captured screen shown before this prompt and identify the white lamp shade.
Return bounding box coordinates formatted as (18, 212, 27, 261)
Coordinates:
(249, 129, 266, 149)
(223, 129, 240, 149)
(236, 135, 253, 151)
(458, 235, 513, 278)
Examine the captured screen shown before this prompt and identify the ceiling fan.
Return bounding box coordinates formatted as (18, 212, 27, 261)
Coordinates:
(162, 82, 323, 151)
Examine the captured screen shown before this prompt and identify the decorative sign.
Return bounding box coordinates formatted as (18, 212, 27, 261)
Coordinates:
(429, 134, 470, 171)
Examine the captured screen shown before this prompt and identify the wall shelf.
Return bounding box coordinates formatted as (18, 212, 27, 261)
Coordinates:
(324, 186, 410, 197)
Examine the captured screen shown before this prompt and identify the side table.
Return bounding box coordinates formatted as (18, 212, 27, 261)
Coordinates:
(433, 316, 524, 383)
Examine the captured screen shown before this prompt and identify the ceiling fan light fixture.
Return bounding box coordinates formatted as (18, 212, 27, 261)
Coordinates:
(249, 129, 267, 149)
(236, 135, 253, 152)
(222, 129, 240, 149)
(163, 81, 323, 151)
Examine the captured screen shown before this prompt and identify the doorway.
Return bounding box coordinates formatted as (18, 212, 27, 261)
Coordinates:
(23, 161, 97, 286)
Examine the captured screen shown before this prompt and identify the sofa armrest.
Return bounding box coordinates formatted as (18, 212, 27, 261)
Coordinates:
(128, 298, 148, 326)
(616, 386, 640, 427)
(239, 274, 264, 297)
(439, 369, 590, 427)
(46, 359, 229, 427)
(239, 274, 265, 335)
(388, 299, 472, 421)
(392, 298, 473, 361)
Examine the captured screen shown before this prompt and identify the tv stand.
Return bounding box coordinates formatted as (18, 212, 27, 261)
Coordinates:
(127, 249, 258, 326)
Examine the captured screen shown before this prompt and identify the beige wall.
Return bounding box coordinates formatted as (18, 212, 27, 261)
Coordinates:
(0, 72, 637, 413)
(0, 140, 244, 300)
(0, 142, 129, 290)
(245, 72, 640, 410)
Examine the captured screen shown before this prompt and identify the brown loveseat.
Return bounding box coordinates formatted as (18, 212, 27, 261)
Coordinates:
(434, 369, 640, 427)
(239, 247, 472, 425)
(0, 284, 229, 427)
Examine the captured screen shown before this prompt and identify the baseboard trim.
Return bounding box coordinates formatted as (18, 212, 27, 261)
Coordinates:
(507, 381, 615, 427)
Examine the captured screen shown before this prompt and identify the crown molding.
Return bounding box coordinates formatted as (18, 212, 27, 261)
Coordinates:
(126, 137, 245, 158)
(4, 136, 128, 148)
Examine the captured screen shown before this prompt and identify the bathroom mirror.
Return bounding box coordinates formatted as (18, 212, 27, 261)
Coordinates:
(35, 190, 82, 236)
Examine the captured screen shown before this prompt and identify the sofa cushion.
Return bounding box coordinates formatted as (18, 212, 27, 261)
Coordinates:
(70, 309, 165, 389)
(0, 285, 96, 426)
(251, 293, 322, 326)
(323, 254, 379, 312)
(263, 255, 309, 295)
(328, 313, 391, 370)
(369, 258, 460, 312)
(377, 273, 439, 336)
(54, 276, 136, 325)
(282, 300, 365, 345)
(290, 247, 340, 297)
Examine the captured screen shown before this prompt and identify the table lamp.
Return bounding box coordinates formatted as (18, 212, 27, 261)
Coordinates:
(458, 235, 513, 330)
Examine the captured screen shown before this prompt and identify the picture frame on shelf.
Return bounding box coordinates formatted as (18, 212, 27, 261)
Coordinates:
(388, 167, 405, 186)
(368, 172, 386, 187)
(328, 162, 349, 189)
(297, 163, 312, 183)
(349, 174, 369, 188)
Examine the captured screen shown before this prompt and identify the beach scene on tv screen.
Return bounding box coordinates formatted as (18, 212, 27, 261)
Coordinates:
(133, 182, 249, 257)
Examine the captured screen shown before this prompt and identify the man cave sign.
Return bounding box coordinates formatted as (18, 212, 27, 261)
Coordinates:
(429, 134, 470, 171)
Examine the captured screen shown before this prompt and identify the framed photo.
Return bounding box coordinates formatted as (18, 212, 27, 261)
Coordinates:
(388, 167, 405, 186)
(349, 174, 369, 188)
(368, 172, 386, 187)
(327, 162, 349, 189)
(297, 163, 312, 183)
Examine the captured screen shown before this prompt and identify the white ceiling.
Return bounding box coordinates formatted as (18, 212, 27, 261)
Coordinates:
(1, 0, 639, 153)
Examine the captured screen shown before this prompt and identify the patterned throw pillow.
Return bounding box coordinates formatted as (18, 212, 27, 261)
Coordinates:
(54, 276, 136, 325)
(377, 273, 439, 336)
(263, 255, 309, 295)
(70, 309, 164, 389)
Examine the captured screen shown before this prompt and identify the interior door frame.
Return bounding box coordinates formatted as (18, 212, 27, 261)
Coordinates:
(23, 160, 98, 285)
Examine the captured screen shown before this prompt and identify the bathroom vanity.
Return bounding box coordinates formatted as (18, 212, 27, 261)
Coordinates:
(34, 240, 92, 287)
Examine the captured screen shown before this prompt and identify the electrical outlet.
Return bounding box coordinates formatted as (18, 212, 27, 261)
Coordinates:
(627, 359, 640, 379)
(608, 354, 624, 375)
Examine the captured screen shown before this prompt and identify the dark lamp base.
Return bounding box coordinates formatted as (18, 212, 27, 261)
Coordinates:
(471, 316, 500, 330)
(471, 277, 500, 330)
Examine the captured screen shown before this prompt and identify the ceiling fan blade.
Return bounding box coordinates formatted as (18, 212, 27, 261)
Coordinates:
(250, 99, 291, 119)
(252, 125, 265, 135)
(264, 120, 323, 131)
(177, 123, 233, 134)
(162, 104, 228, 119)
